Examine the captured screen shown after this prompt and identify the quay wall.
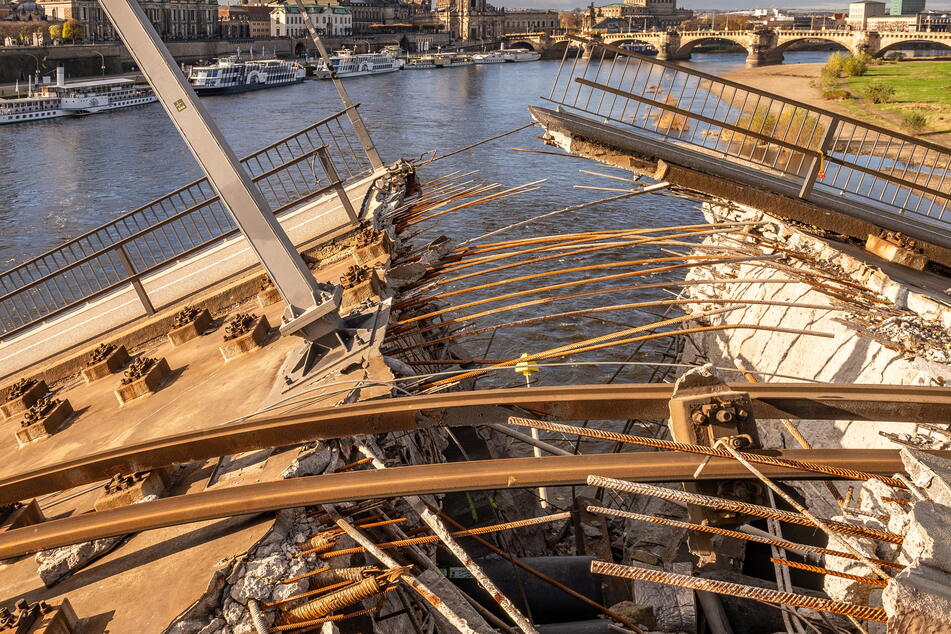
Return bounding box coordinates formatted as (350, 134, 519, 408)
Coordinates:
(0, 173, 378, 382)
(0, 33, 452, 82)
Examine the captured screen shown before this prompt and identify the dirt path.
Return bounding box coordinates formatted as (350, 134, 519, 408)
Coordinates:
(721, 63, 951, 148)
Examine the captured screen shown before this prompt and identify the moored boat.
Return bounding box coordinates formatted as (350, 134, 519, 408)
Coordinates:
(503, 48, 541, 63)
(188, 58, 305, 95)
(434, 53, 474, 68)
(473, 51, 507, 64)
(0, 68, 156, 125)
(316, 50, 402, 79)
(404, 55, 437, 69)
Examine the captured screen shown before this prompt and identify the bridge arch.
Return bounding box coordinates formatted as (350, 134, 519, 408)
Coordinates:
(774, 36, 850, 55)
(875, 38, 951, 58)
(674, 35, 751, 58)
(609, 38, 660, 55)
(505, 40, 537, 51)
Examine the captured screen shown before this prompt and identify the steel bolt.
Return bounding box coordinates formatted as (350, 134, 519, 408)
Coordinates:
(715, 408, 735, 424)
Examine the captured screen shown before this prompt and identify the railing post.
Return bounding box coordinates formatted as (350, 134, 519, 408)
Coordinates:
(799, 115, 839, 199)
(116, 245, 155, 316)
(292, 0, 384, 171)
(317, 146, 359, 224)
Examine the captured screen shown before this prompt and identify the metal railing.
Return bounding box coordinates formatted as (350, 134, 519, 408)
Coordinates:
(0, 106, 376, 340)
(545, 36, 951, 244)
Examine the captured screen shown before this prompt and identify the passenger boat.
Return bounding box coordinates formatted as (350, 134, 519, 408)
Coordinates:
(503, 48, 541, 63)
(473, 51, 507, 64)
(621, 42, 659, 56)
(433, 53, 474, 68)
(187, 58, 305, 95)
(404, 55, 437, 70)
(317, 50, 401, 79)
(0, 68, 156, 125)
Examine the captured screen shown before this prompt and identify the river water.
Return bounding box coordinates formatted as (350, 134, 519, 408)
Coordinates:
(0, 50, 830, 385)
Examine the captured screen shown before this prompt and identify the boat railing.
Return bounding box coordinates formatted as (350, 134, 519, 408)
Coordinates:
(544, 34, 951, 249)
(0, 106, 377, 340)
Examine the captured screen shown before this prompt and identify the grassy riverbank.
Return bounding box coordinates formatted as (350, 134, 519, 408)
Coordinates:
(723, 59, 951, 143)
(845, 61, 951, 132)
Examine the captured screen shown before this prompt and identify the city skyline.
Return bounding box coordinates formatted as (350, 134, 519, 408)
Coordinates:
(499, 0, 951, 12)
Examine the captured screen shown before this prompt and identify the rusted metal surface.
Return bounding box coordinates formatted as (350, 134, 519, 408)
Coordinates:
(587, 505, 904, 571)
(769, 557, 887, 588)
(315, 512, 571, 560)
(588, 475, 903, 543)
(591, 561, 889, 623)
(0, 450, 925, 560)
(509, 417, 906, 486)
(0, 383, 948, 504)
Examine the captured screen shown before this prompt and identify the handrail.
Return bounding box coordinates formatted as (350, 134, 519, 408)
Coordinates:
(574, 77, 821, 159)
(0, 109, 376, 338)
(0, 148, 333, 304)
(0, 178, 347, 340)
(544, 33, 951, 244)
(573, 76, 951, 205)
(0, 107, 358, 284)
(565, 33, 951, 157)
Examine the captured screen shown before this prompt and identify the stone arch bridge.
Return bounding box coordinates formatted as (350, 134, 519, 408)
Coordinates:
(505, 29, 951, 65)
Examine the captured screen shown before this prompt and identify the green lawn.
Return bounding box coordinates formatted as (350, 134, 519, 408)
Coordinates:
(845, 61, 951, 130)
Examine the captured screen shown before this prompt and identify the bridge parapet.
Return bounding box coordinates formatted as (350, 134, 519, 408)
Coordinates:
(559, 27, 951, 65)
(540, 35, 951, 261)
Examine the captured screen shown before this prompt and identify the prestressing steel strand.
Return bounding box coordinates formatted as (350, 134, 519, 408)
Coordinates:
(397, 277, 801, 339)
(585, 506, 904, 571)
(587, 476, 903, 544)
(422, 323, 833, 389)
(431, 506, 648, 634)
(590, 561, 888, 623)
(312, 512, 572, 559)
(391, 298, 854, 353)
(510, 417, 906, 488)
(420, 226, 756, 287)
(395, 254, 778, 326)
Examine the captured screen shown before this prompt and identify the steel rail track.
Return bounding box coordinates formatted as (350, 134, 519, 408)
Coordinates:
(0, 449, 937, 560)
(0, 383, 947, 504)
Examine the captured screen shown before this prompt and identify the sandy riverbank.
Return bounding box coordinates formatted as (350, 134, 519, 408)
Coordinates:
(721, 62, 951, 146)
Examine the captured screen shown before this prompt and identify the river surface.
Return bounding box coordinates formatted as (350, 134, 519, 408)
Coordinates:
(0, 50, 828, 385)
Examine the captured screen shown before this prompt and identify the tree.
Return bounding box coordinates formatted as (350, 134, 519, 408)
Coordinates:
(62, 19, 85, 42)
(49, 24, 62, 41)
(559, 11, 582, 30)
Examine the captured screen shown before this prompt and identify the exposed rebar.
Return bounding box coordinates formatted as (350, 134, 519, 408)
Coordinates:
(586, 506, 904, 571)
(769, 558, 887, 588)
(318, 511, 572, 559)
(587, 476, 902, 544)
(591, 561, 887, 623)
(510, 417, 905, 488)
(715, 441, 893, 582)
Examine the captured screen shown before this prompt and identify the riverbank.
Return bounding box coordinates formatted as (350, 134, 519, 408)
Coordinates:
(722, 60, 951, 145)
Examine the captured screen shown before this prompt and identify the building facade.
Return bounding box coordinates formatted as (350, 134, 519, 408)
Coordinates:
(501, 8, 558, 34)
(583, 0, 691, 32)
(890, 0, 925, 16)
(434, 0, 503, 41)
(847, 0, 886, 28)
(866, 11, 950, 30)
(39, 0, 217, 40)
(269, 1, 351, 36)
(218, 3, 271, 38)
